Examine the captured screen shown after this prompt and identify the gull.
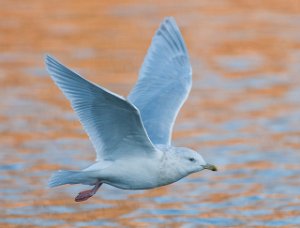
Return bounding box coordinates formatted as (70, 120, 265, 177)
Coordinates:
(45, 17, 217, 202)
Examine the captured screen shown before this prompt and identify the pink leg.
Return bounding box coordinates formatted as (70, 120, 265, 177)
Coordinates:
(75, 182, 102, 202)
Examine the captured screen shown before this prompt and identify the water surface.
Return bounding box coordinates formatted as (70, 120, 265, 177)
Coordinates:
(1, 0, 300, 227)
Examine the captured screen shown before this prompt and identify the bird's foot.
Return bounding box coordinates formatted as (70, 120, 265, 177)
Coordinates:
(75, 189, 94, 202)
(75, 182, 102, 202)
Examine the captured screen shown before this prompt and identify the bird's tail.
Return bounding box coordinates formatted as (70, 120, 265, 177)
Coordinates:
(48, 170, 97, 188)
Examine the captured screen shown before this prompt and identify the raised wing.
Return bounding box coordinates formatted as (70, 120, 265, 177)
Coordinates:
(45, 55, 156, 161)
(128, 17, 192, 146)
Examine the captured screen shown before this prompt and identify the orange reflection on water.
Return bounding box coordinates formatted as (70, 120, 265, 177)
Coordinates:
(0, 0, 300, 227)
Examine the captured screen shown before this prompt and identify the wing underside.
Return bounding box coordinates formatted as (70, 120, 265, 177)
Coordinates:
(45, 55, 156, 161)
(128, 17, 192, 145)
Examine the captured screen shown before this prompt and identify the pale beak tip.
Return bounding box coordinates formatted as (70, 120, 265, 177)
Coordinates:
(211, 165, 217, 171)
(203, 163, 217, 171)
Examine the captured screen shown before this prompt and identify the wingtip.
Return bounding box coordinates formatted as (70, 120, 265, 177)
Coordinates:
(44, 54, 51, 73)
(44, 54, 63, 72)
(162, 16, 177, 26)
(44, 53, 51, 62)
(45, 53, 58, 63)
(44, 54, 54, 68)
(157, 17, 181, 38)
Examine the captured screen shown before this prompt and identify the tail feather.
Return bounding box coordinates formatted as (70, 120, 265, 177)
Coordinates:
(48, 170, 97, 188)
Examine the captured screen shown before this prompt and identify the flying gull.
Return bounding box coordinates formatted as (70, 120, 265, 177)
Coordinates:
(45, 17, 217, 202)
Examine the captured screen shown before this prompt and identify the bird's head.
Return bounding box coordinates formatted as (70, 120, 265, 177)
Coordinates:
(175, 147, 217, 175)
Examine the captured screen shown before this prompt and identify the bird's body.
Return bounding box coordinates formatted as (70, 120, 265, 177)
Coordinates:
(50, 145, 207, 190)
(85, 149, 164, 190)
(45, 17, 217, 202)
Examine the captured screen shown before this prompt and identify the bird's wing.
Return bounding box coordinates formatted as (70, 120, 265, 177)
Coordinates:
(128, 17, 192, 145)
(45, 55, 157, 161)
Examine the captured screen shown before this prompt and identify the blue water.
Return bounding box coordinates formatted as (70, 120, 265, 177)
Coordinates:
(1, 1, 300, 227)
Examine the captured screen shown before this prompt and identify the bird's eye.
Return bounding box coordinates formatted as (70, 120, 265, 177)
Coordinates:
(189, 158, 195, 162)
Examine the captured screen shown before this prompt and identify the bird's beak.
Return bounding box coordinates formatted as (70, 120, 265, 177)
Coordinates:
(202, 163, 217, 171)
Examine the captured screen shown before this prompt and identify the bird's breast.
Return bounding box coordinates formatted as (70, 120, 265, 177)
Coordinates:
(156, 158, 185, 187)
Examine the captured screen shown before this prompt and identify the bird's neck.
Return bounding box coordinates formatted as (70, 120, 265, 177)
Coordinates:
(156, 145, 187, 185)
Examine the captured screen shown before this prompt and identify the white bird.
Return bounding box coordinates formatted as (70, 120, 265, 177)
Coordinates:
(45, 17, 217, 202)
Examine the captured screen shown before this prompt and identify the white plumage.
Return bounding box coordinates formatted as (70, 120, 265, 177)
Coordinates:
(45, 17, 216, 202)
